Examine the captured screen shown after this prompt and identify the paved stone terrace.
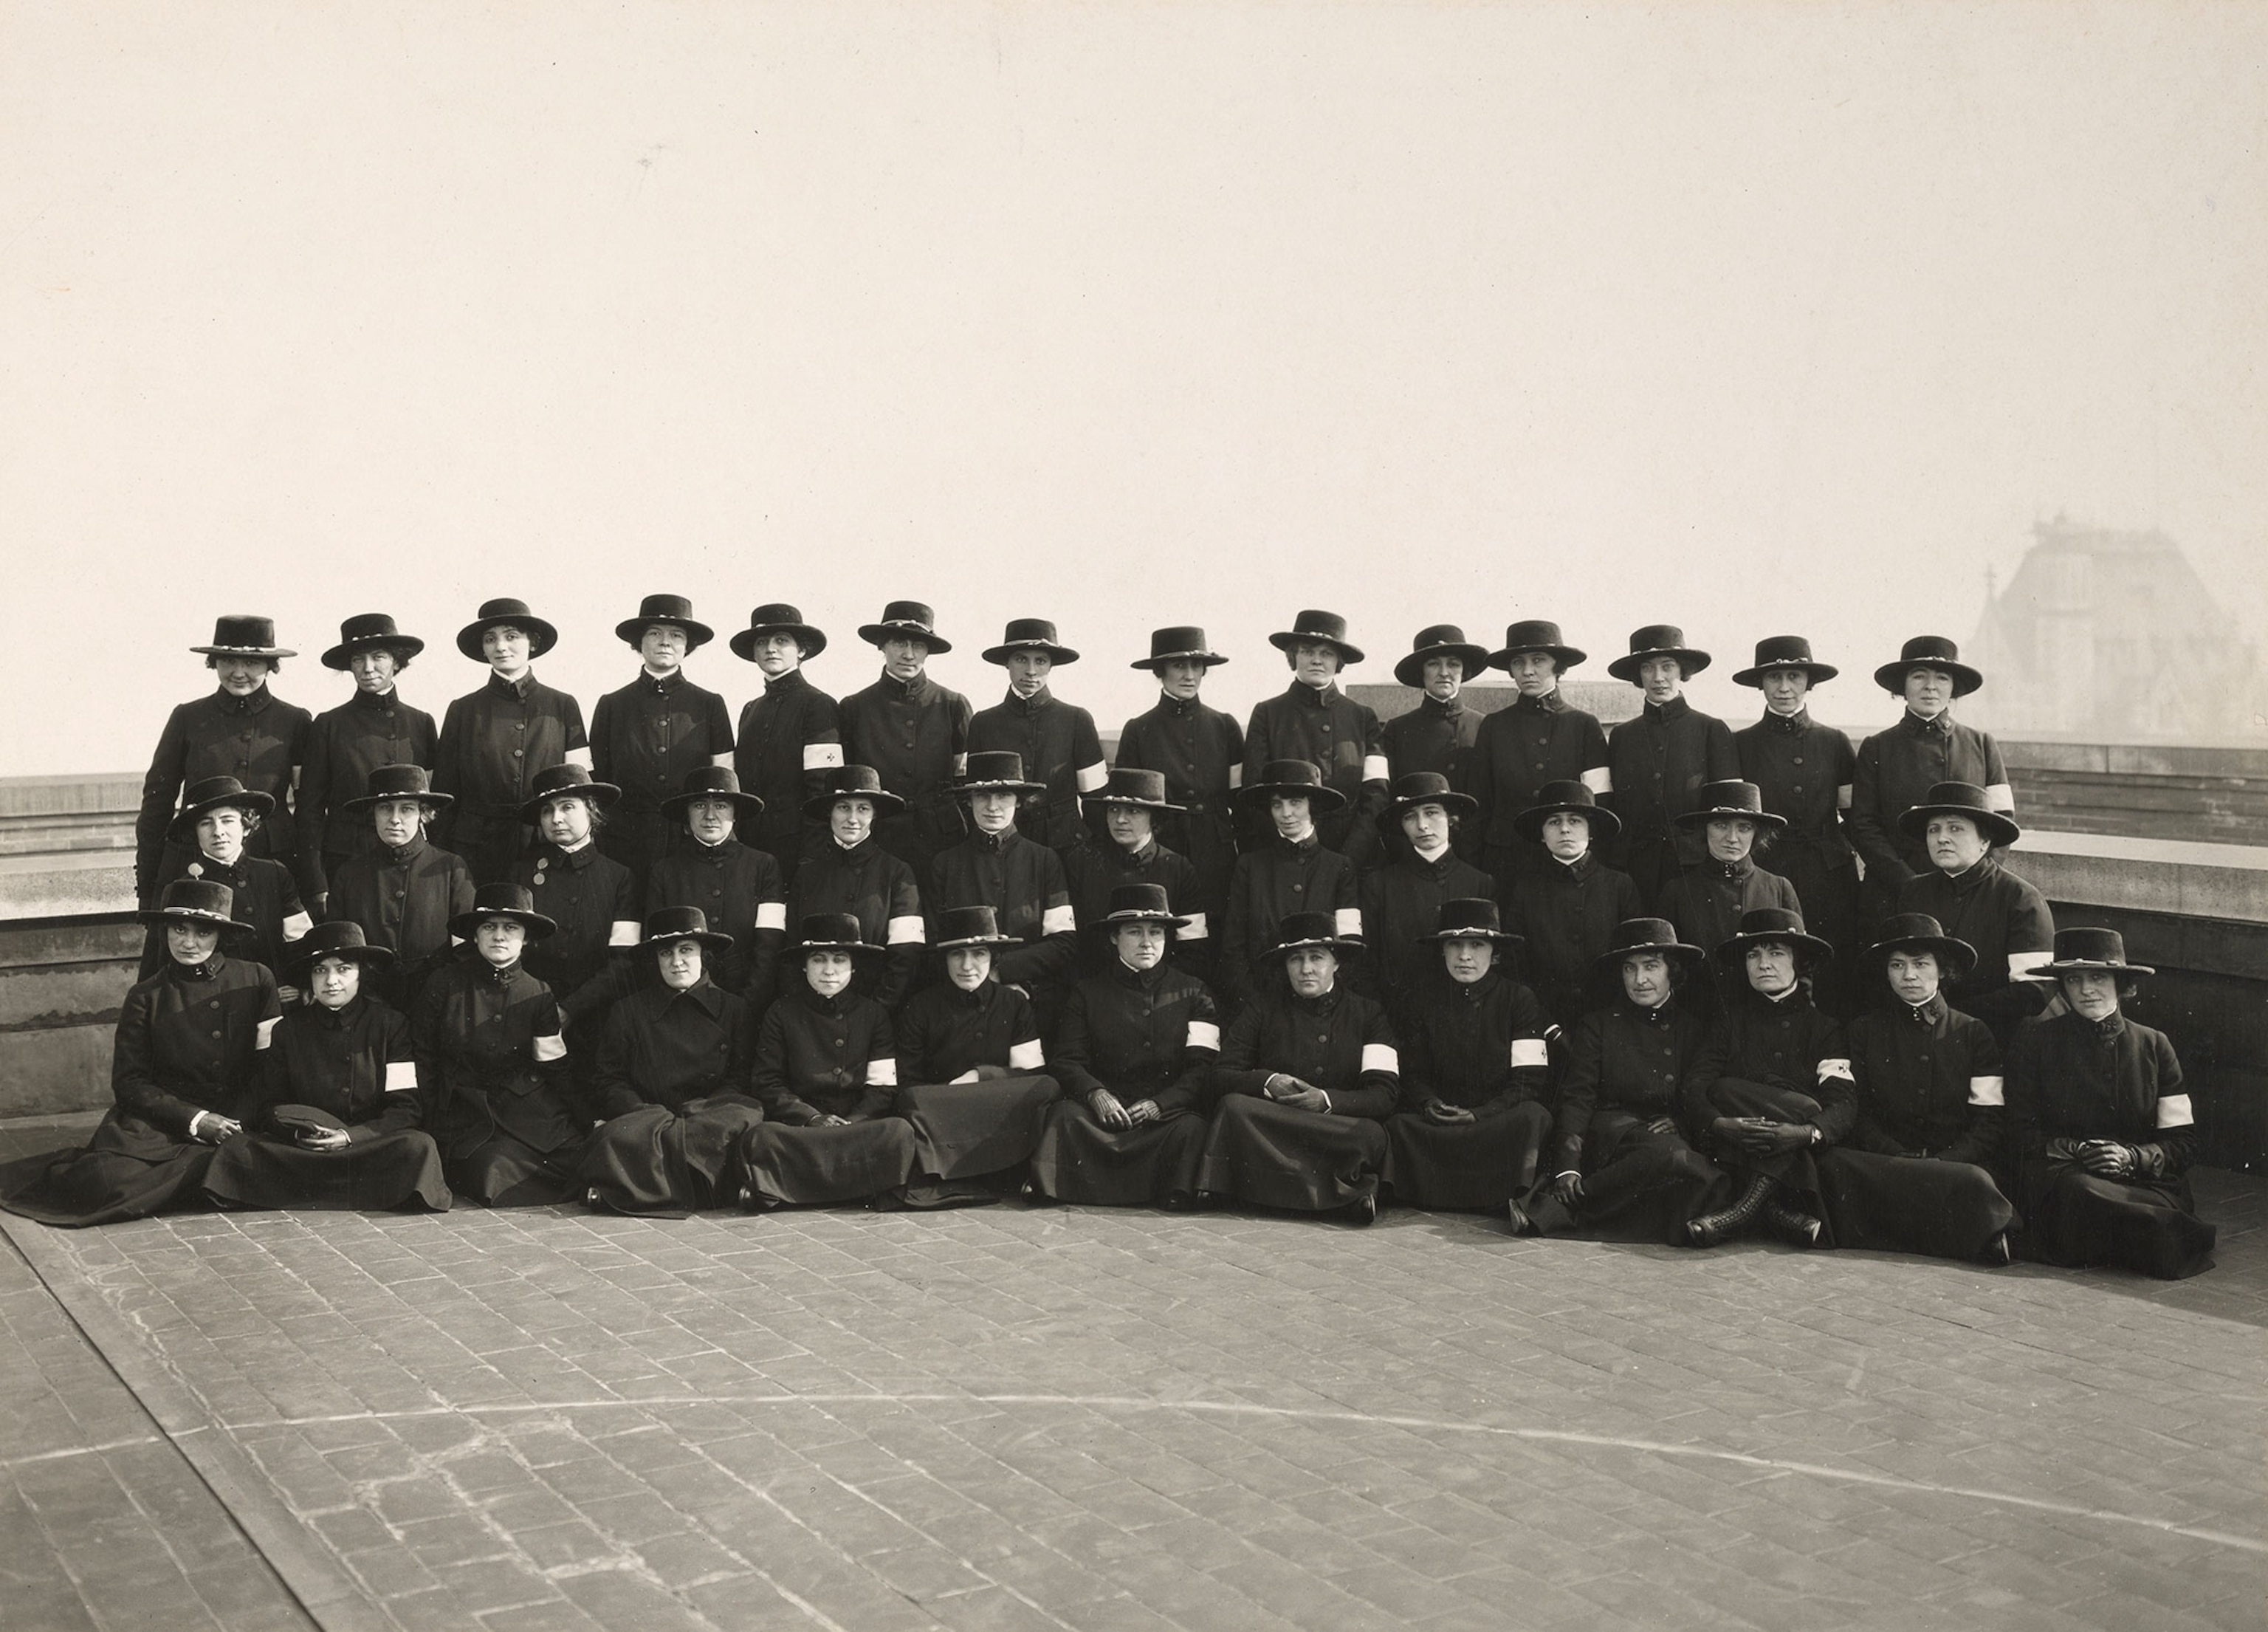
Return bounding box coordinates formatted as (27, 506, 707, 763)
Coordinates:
(2, 1114, 2261, 1632)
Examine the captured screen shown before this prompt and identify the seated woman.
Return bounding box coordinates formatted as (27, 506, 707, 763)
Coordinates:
(1816, 914, 2017, 1265)
(412, 884, 586, 1206)
(1503, 781, 1643, 1029)
(1384, 899, 1551, 1224)
(203, 921, 450, 1213)
(1525, 919, 1727, 1244)
(644, 767, 785, 1006)
(1200, 912, 1398, 1224)
(1685, 908, 1852, 1249)
(1062, 767, 1208, 979)
(1894, 781, 2054, 1046)
(139, 775, 312, 994)
(893, 906, 1061, 1203)
(327, 764, 474, 1013)
(738, 914, 917, 1209)
(1359, 773, 1494, 1023)
(1031, 884, 1220, 1209)
(927, 752, 1078, 1030)
(2, 881, 279, 1226)
(791, 767, 924, 1010)
(1656, 781, 1801, 990)
(1219, 761, 1361, 1017)
(577, 908, 761, 1216)
(2009, 928, 2215, 1280)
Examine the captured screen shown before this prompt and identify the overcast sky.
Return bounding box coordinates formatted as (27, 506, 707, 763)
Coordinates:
(3, 2, 2261, 775)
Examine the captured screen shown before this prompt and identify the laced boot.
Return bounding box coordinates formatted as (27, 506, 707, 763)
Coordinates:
(1685, 1173, 1773, 1248)
(1763, 1192, 1824, 1249)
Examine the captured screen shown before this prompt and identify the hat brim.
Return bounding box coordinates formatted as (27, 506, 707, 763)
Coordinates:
(1511, 802, 1621, 843)
(1715, 930, 1834, 967)
(1486, 643, 1586, 672)
(1863, 935, 1976, 981)
(958, 779, 1046, 799)
(1241, 781, 1350, 815)
(660, 790, 765, 820)
(1592, 939, 1707, 974)
(1673, 806, 1788, 832)
(137, 908, 250, 933)
(616, 616, 717, 651)
(1377, 792, 1479, 834)
(191, 645, 295, 659)
(1606, 648, 1712, 682)
(857, 623, 952, 654)
(321, 635, 425, 671)
(794, 938, 883, 957)
(456, 616, 560, 662)
(1732, 660, 1838, 688)
(1896, 803, 2021, 847)
(518, 781, 623, 823)
(447, 908, 558, 942)
(2040, 959, 2154, 979)
(1420, 927, 1522, 947)
(1392, 645, 1491, 688)
(1268, 631, 1365, 665)
(1085, 792, 1184, 818)
(729, 624, 828, 662)
(639, 930, 738, 956)
(1102, 911, 1191, 931)
(933, 933, 1023, 952)
(341, 787, 453, 815)
(1873, 659, 1984, 697)
(286, 942, 398, 975)
(168, 789, 278, 841)
(802, 786, 910, 820)
(1130, 650, 1229, 671)
(982, 642, 1080, 666)
(1266, 935, 1364, 962)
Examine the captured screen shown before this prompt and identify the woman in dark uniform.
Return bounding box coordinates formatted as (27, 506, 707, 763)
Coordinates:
(927, 752, 1079, 1030)
(1502, 781, 1643, 1028)
(893, 906, 1061, 1203)
(1384, 899, 1553, 1225)
(1731, 637, 1859, 1003)
(513, 764, 642, 1053)
(2010, 928, 2216, 1279)
(791, 767, 925, 1011)
(1114, 626, 1243, 943)
(1468, 621, 1609, 902)
(1894, 782, 2055, 1045)
(1380, 625, 1489, 795)
(1655, 781, 1801, 992)
(577, 908, 763, 1216)
(1200, 912, 1398, 1225)
(1, 882, 278, 1227)
(296, 614, 438, 915)
(1524, 919, 1728, 1244)
(645, 767, 785, 1006)
(1062, 767, 1208, 978)
(1816, 914, 2017, 1265)
(1358, 772, 1493, 1022)
(589, 594, 735, 897)
(1219, 761, 1361, 1018)
(326, 764, 475, 1014)
(202, 922, 450, 1213)
(412, 884, 584, 1206)
(431, 597, 591, 885)
(1030, 884, 1221, 1210)
(968, 619, 1109, 854)
(1603, 625, 1740, 909)
(836, 601, 973, 874)
(137, 776, 312, 993)
(1242, 611, 1391, 868)
(1683, 908, 1852, 1248)
(738, 915, 918, 1210)
(135, 616, 309, 910)
(730, 604, 842, 883)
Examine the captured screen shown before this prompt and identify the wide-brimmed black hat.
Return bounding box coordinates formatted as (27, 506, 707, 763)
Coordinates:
(1485, 620, 1586, 672)
(1130, 626, 1229, 671)
(1392, 625, 1491, 689)
(1421, 897, 1522, 948)
(803, 764, 908, 821)
(1732, 635, 1838, 688)
(2040, 926, 2155, 980)
(1874, 634, 1984, 697)
(1592, 917, 1707, 975)
(636, 905, 735, 956)
(932, 905, 1021, 951)
(137, 879, 246, 933)
(321, 613, 424, 671)
(1265, 911, 1362, 962)
(456, 598, 560, 662)
(190, 614, 295, 659)
(956, 752, 1045, 798)
(615, 593, 716, 651)
(729, 603, 828, 663)
(791, 913, 880, 956)
(660, 765, 765, 821)
(1268, 609, 1364, 666)
(285, 920, 398, 977)
(1674, 780, 1787, 832)
(1714, 906, 1833, 969)
(1240, 758, 1349, 815)
(1085, 767, 1183, 815)
(982, 618, 1080, 666)
(1511, 779, 1622, 843)
(1607, 624, 1713, 683)
(1896, 781, 2021, 848)
(1100, 882, 1189, 930)
(343, 763, 453, 815)
(1864, 913, 1976, 982)
(1376, 770, 1477, 836)
(168, 776, 276, 843)
(447, 882, 557, 943)
(518, 764, 623, 824)
(857, 600, 952, 654)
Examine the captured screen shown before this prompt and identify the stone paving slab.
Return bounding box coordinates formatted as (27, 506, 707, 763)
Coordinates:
(1, 1112, 2262, 1632)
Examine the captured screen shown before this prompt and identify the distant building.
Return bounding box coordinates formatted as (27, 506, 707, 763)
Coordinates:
(1966, 517, 2268, 744)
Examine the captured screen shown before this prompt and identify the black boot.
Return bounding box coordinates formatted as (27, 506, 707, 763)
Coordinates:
(1763, 1193, 1823, 1249)
(1685, 1173, 1773, 1248)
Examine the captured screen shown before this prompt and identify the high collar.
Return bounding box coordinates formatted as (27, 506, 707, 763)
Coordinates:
(1105, 839, 1160, 871)
(382, 834, 430, 865)
(1274, 830, 1320, 856)
(1940, 854, 1999, 896)
(1761, 707, 1809, 734)
(1621, 992, 1677, 1022)
(664, 978, 726, 1018)
(1446, 969, 1501, 1004)
(1158, 692, 1204, 716)
(170, 953, 225, 981)
(1643, 696, 1691, 724)
(637, 667, 686, 693)
(185, 852, 246, 882)
(831, 834, 879, 860)
(1418, 692, 1464, 719)
(1901, 708, 1953, 737)
(309, 995, 369, 1029)
(2075, 1007, 2126, 1043)
(1285, 679, 1341, 707)
(1708, 855, 1756, 882)
(762, 667, 809, 694)
(1289, 984, 1341, 1014)
(969, 825, 1019, 854)
(1901, 993, 1947, 1024)
(879, 670, 932, 702)
(1510, 689, 1565, 716)
(1550, 849, 1597, 881)
(1110, 958, 1169, 991)
(210, 685, 272, 716)
(1405, 845, 1459, 879)
(1002, 685, 1053, 715)
(797, 982, 856, 1016)
(1746, 983, 1808, 1012)
(942, 978, 999, 1009)
(536, 840, 599, 871)
(482, 959, 522, 985)
(487, 670, 536, 701)
(348, 685, 399, 712)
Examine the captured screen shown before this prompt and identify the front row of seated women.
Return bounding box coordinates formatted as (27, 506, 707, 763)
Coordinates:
(1, 874, 2217, 1280)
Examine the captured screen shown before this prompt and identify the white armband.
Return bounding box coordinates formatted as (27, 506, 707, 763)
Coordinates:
(1175, 911, 1209, 941)
(2009, 950, 2054, 981)
(1361, 754, 1390, 784)
(1334, 908, 1363, 939)
(755, 902, 788, 932)
(1967, 1074, 2004, 1107)
(1041, 905, 1076, 936)
(949, 1069, 979, 1085)
(1817, 1057, 1854, 1083)
(1509, 1039, 1549, 1069)
(533, 1033, 568, 1062)
(564, 746, 594, 770)
(608, 919, 642, 947)
(1186, 1021, 1221, 1051)
(803, 742, 845, 771)
(1008, 1039, 1045, 1071)
(1076, 761, 1109, 794)
(281, 911, 314, 941)
(1983, 782, 2016, 813)
(255, 1016, 278, 1050)
(2154, 1094, 2194, 1130)
(886, 915, 925, 945)
(865, 1057, 898, 1087)
(710, 752, 735, 769)
(1227, 764, 1244, 789)
(385, 1060, 417, 1093)
(1361, 1043, 1399, 1076)
(1581, 767, 1612, 795)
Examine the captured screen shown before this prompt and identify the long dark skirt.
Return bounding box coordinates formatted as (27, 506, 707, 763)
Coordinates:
(1525, 1111, 1728, 1245)
(1704, 1078, 1832, 1226)
(1196, 1095, 1387, 1213)
(896, 1074, 1062, 1181)
(738, 1117, 917, 1207)
(577, 1096, 766, 1216)
(1384, 1102, 1551, 1210)
(1030, 1102, 1208, 1207)
(1817, 1149, 2016, 1262)
(203, 1131, 451, 1212)
(2021, 1156, 2216, 1280)
(0, 1111, 219, 1227)
(444, 1133, 585, 1207)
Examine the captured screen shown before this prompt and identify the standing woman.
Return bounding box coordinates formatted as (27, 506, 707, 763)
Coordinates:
(136, 616, 310, 910)
(791, 767, 926, 1011)
(1894, 782, 2055, 1045)
(836, 601, 973, 874)
(296, 615, 438, 915)
(2010, 929, 2216, 1279)
(1731, 638, 1860, 998)
(589, 595, 735, 898)
(1062, 768, 1208, 978)
(1218, 761, 1361, 1018)
(1654, 781, 1801, 981)
(926, 752, 1079, 1031)
(1602, 625, 1739, 909)
(202, 922, 451, 1213)
(1502, 781, 1643, 1028)
(1113, 626, 1243, 946)
(967, 619, 1109, 854)
(1358, 772, 1493, 1021)
(1, 882, 278, 1226)
(326, 764, 474, 1014)
(645, 767, 785, 1006)
(729, 604, 842, 883)
(1380, 625, 1489, 804)
(1242, 611, 1391, 868)
(1467, 621, 1610, 902)
(513, 765, 642, 1054)
(432, 598, 591, 885)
